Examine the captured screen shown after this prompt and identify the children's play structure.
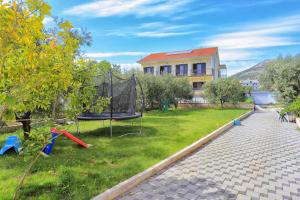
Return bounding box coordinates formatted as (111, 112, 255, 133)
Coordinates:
(0, 71, 144, 156)
(76, 71, 145, 137)
(0, 128, 89, 156)
(42, 128, 89, 155)
(0, 136, 22, 155)
(43, 132, 58, 155)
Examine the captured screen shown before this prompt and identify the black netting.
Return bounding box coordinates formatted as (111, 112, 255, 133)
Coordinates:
(99, 76, 136, 114)
(78, 73, 142, 121)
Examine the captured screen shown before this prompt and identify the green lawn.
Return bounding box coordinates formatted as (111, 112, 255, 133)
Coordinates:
(0, 108, 248, 200)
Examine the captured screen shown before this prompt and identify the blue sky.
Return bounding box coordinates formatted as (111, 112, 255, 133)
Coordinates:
(45, 0, 300, 75)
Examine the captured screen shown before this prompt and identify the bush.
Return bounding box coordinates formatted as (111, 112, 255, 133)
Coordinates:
(203, 78, 246, 107)
(284, 96, 300, 117)
(260, 54, 300, 103)
(138, 74, 193, 110)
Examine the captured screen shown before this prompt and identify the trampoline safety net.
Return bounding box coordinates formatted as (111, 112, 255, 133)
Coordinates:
(77, 72, 142, 121)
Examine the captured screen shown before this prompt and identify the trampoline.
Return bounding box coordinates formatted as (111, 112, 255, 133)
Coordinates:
(76, 71, 144, 137)
(77, 112, 142, 121)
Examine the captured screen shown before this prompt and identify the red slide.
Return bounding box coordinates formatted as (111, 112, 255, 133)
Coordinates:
(51, 128, 89, 148)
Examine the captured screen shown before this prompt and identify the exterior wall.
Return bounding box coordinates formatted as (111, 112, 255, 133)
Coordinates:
(178, 102, 254, 109)
(141, 56, 214, 78)
(187, 76, 213, 84)
(140, 53, 222, 96)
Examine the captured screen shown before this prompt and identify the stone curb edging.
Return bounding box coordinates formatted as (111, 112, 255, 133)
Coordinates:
(92, 110, 254, 200)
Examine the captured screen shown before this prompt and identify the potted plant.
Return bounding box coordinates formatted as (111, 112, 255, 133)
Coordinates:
(285, 96, 300, 128)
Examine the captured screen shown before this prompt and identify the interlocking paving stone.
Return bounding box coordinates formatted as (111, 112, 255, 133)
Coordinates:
(118, 111, 300, 200)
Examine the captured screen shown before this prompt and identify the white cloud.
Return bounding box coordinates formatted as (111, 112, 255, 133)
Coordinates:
(63, 0, 194, 18)
(202, 14, 300, 75)
(85, 52, 147, 58)
(172, 7, 220, 20)
(203, 14, 300, 50)
(105, 22, 200, 38)
(118, 63, 142, 72)
(207, 35, 296, 50)
(225, 60, 259, 76)
(139, 22, 198, 31)
(136, 30, 198, 38)
(219, 50, 259, 61)
(42, 16, 55, 26)
(139, 22, 165, 29)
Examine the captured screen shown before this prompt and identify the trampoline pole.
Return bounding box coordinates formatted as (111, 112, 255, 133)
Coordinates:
(140, 117, 143, 135)
(109, 70, 113, 138)
(76, 117, 80, 134)
(110, 119, 112, 137)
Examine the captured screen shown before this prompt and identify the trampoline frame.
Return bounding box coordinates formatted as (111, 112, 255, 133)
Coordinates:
(76, 70, 145, 137)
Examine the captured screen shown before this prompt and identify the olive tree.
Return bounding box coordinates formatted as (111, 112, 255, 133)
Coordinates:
(139, 74, 193, 110)
(260, 54, 300, 103)
(203, 78, 246, 107)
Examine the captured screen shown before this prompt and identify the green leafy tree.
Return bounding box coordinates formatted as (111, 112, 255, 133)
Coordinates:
(260, 54, 300, 103)
(203, 78, 246, 107)
(283, 96, 300, 117)
(139, 74, 193, 110)
(0, 0, 108, 139)
(0, 1, 109, 198)
(112, 63, 122, 74)
(67, 59, 111, 118)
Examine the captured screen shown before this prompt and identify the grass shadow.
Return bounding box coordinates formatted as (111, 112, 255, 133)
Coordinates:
(78, 125, 158, 138)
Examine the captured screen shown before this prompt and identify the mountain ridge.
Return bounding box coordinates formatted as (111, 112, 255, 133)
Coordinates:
(230, 60, 271, 80)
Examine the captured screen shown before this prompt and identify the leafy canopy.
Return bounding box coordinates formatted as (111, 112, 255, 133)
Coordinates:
(260, 54, 300, 103)
(0, 0, 105, 121)
(283, 96, 300, 117)
(203, 78, 246, 106)
(138, 74, 193, 110)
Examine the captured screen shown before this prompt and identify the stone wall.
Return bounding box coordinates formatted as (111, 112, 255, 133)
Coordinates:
(178, 103, 254, 109)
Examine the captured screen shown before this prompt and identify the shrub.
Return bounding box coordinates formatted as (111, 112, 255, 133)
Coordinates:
(284, 96, 300, 117)
(203, 78, 246, 107)
(260, 54, 300, 103)
(138, 74, 193, 110)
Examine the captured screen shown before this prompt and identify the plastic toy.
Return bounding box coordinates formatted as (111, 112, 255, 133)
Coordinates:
(0, 136, 22, 155)
(233, 119, 241, 126)
(51, 128, 89, 148)
(42, 133, 58, 155)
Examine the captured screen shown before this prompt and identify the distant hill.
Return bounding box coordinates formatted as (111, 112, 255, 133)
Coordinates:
(231, 60, 272, 80)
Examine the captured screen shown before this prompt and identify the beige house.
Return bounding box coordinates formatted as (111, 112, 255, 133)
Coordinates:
(138, 47, 226, 93)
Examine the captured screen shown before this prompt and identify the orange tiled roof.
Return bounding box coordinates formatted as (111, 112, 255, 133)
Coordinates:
(138, 47, 218, 63)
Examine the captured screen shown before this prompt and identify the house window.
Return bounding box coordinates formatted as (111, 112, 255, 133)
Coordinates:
(176, 64, 188, 76)
(193, 82, 204, 90)
(144, 67, 154, 74)
(160, 65, 172, 75)
(192, 63, 206, 75)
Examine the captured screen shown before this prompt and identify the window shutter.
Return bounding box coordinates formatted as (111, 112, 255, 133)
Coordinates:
(202, 63, 206, 74)
(168, 66, 172, 73)
(197, 64, 202, 75)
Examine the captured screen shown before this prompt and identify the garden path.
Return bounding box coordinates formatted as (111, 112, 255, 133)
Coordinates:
(119, 110, 300, 200)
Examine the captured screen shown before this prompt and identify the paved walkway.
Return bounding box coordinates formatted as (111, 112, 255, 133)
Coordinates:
(119, 111, 300, 200)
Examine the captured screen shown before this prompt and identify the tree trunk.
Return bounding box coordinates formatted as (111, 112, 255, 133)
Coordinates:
(15, 111, 31, 139)
(220, 100, 224, 109)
